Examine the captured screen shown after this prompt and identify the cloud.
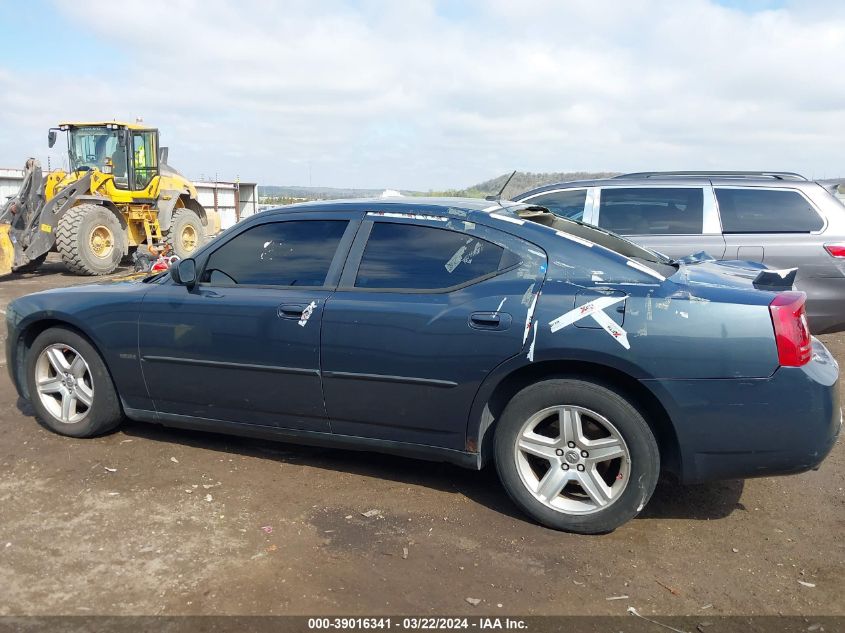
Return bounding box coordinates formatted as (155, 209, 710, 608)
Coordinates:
(0, 0, 843, 189)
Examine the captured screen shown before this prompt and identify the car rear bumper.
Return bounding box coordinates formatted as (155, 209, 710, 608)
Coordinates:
(643, 338, 841, 484)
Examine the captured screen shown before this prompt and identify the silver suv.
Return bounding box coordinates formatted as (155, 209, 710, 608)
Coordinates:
(514, 171, 845, 333)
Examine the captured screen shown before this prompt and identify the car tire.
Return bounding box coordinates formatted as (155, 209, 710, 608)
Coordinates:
(25, 327, 123, 438)
(495, 378, 659, 534)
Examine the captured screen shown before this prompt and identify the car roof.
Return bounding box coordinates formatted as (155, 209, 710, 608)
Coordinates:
(514, 171, 819, 201)
(514, 173, 823, 199)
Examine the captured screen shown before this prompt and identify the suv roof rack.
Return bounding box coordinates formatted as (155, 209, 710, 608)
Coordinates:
(613, 171, 808, 181)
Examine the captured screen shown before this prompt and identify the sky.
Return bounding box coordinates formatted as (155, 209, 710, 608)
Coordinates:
(0, 0, 843, 190)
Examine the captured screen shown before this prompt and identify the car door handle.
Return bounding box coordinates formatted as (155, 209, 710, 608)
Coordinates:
(469, 311, 511, 330)
(277, 304, 308, 319)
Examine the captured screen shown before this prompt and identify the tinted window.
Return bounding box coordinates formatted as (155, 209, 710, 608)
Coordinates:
(203, 220, 347, 286)
(715, 188, 823, 233)
(598, 188, 704, 235)
(529, 189, 588, 220)
(356, 223, 505, 290)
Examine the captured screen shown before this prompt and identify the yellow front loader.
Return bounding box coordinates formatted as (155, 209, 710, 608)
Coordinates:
(0, 122, 209, 276)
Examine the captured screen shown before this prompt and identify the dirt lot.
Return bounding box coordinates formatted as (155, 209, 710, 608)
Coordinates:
(0, 255, 843, 617)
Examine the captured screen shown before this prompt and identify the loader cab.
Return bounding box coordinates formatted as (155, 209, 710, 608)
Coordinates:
(59, 123, 160, 192)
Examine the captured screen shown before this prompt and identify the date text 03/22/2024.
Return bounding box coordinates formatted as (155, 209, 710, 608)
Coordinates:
(307, 617, 528, 630)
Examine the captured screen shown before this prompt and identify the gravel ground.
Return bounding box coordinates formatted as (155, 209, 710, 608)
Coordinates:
(0, 255, 842, 616)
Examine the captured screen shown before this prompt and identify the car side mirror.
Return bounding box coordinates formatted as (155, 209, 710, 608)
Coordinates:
(171, 258, 197, 287)
(48, 130, 57, 148)
(158, 146, 169, 164)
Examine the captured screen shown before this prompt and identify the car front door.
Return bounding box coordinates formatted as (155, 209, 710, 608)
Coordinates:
(138, 211, 360, 431)
(320, 213, 547, 451)
(594, 185, 726, 260)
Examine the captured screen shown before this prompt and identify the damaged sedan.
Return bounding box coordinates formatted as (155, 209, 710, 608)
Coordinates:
(5, 198, 841, 533)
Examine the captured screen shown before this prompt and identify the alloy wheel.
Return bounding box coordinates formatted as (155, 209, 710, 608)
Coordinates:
(514, 405, 630, 515)
(34, 344, 95, 424)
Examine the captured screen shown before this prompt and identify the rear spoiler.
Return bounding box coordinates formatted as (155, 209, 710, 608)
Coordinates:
(753, 268, 797, 291)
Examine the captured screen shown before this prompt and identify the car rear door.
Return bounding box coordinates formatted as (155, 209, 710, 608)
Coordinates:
(594, 185, 726, 260)
(320, 213, 546, 451)
(138, 211, 361, 431)
(714, 186, 825, 263)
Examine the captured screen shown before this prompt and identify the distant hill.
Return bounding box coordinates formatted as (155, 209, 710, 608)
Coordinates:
(258, 171, 620, 203)
(421, 171, 620, 200)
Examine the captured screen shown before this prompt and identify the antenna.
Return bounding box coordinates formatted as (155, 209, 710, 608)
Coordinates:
(485, 170, 517, 201)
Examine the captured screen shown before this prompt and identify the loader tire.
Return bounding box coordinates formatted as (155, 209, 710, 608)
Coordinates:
(14, 253, 48, 274)
(164, 208, 205, 259)
(56, 204, 126, 276)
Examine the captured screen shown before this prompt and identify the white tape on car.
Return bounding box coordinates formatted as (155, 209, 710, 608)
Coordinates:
(298, 301, 317, 327)
(489, 213, 525, 225)
(549, 295, 625, 332)
(590, 308, 631, 350)
(523, 292, 539, 344)
(626, 259, 666, 281)
(527, 320, 538, 361)
(366, 212, 448, 222)
(548, 295, 630, 349)
(555, 231, 595, 248)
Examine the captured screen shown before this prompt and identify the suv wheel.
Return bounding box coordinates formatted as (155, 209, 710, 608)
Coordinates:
(495, 378, 659, 534)
(26, 327, 123, 438)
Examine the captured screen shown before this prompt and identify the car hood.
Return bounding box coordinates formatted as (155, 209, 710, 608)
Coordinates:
(24, 276, 154, 299)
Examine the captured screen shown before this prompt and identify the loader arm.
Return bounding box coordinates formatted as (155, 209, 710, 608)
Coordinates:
(0, 160, 94, 275)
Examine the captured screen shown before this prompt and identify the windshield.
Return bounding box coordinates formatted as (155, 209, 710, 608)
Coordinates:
(68, 127, 125, 175)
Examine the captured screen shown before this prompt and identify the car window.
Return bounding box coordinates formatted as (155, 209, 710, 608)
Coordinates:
(527, 190, 588, 220)
(202, 220, 348, 287)
(355, 223, 505, 290)
(715, 188, 824, 233)
(597, 187, 704, 235)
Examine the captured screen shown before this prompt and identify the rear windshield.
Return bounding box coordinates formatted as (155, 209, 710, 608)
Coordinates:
(517, 206, 678, 277)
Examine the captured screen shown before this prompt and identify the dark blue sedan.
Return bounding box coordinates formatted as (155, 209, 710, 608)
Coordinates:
(5, 198, 841, 533)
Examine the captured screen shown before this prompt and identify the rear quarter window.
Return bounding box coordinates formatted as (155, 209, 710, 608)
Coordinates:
(715, 188, 824, 233)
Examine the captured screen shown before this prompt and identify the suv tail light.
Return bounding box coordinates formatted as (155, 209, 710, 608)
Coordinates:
(824, 243, 845, 258)
(769, 291, 811, 367)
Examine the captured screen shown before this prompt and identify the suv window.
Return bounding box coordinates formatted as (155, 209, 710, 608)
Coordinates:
(598, 187, 704, 235)
(355, 223, 505, 290)
(715, 188, 824, 233)
(203, 220, 348, 287)
(528, 189, 588, 220)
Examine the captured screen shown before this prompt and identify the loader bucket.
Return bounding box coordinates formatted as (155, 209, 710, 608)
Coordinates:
(0, 224, 13, 276)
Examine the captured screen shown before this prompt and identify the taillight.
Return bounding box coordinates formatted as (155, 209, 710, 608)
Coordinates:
(824, 243, 845, 258)
(769, 291, 811, 367)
